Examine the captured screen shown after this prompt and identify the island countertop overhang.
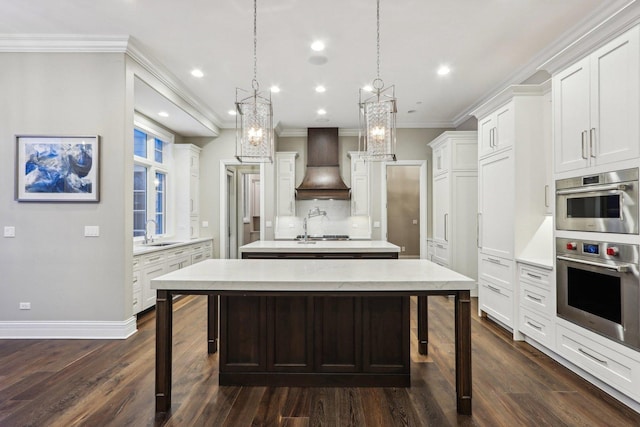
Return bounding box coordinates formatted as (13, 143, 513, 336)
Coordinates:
(239, 240, 401, 253)
(151, 258, 475, 292)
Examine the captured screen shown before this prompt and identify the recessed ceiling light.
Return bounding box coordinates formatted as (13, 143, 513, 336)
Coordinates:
(270, 85, 280, 93)
(311, 40, 325, 52)
(315, 85, 326, 93)
(191, 69, 204, 78)
(363, 85, 373, 92)
(317, 109, 327, 115)
(228, 110, 237, 116)
(437, 66, 451, 76)
(158, 111, 169, 118)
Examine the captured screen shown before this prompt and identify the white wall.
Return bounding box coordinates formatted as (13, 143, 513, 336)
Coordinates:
(0, 52, 130, 323)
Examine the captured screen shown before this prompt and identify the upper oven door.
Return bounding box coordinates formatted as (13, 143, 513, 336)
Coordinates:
(556, 182, 638, 234)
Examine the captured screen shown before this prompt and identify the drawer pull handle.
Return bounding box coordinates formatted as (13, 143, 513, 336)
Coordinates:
(578, 347, 607, 365)
(487, 284, 501, 294)
(436, 244, 445, 249)
(133, 278, 138, 284)
(487, 258, 501, 265)
(526, 294, 542, 303)
(174, 251, 184, 255)
(526, 273, 542, 280)
(149, 256, 161, 262)
(526, 321, 542, 331)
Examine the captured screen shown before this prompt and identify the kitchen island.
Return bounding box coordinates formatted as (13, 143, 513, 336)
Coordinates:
(152, 258, 475, 415)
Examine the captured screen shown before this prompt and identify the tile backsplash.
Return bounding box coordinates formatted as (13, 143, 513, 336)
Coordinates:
(275, 200, 371, 239)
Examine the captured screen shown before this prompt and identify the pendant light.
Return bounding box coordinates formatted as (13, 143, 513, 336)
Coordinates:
(235, 0, 274, 163)
(359, 0, 397, 161)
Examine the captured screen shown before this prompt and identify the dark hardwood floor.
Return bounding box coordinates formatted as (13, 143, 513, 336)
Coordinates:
(1, 295, 639, 426)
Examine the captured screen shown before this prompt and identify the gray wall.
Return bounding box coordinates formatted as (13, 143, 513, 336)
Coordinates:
(0, 52, 130, 322)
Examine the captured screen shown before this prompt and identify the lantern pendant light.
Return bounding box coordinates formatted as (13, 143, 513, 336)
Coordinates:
(359, 0, 397, 161)
(235, 0, 274, 163)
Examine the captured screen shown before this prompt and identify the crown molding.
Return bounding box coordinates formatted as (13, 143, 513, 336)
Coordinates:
(470, 80, 551, 119)
(0, 34, 222, 137)
(0, 34, 130, 52)
(453, 0, 637, 127)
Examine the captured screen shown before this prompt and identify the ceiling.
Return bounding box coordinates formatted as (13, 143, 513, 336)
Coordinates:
(0, 0, 632, 135)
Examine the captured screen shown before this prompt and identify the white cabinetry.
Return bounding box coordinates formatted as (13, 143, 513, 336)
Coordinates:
(174, 144, 201, 239)
(472, 82, 550, 333)
(478, 103, 513, 158)
(428, 132, 478, 289)
(275, 152, 297, 217)
(348, 152, 370, 215)
(517, 262, 554, 348)
(553, 25, 639, 173)
(133, 239, 213, 314)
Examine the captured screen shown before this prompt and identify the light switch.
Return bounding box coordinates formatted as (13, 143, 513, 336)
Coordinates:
(266, 221, 273, 228)
(412, 219, 418, 225)
(4, 226, 15, 237)
(373, 221, 381, 228)
(201, 221, 209, 228)
(84, 226, 100, 237)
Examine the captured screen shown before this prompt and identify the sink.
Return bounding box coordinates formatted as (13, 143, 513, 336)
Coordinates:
(144, 241, 181, 247)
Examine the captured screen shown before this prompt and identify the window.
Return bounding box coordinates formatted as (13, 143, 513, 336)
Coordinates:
(133, 124, 172, 239)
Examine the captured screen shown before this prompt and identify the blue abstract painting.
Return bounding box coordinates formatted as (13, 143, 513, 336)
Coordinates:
(16, 136, 99, 202)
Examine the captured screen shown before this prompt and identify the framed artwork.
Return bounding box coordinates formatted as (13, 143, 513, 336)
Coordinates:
(15, 135, 100, 202)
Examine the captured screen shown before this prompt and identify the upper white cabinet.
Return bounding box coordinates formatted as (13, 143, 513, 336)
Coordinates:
(428, 131, 478, 286)
(174, 144, 201, 239)
(275, 152, 297, 217)
(554, 25, 639, 173)
(478, 103, 514, 159)
(348, 152, 370, 215)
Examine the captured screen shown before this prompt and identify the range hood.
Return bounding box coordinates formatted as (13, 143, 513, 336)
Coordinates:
(295, 128, 351, 200)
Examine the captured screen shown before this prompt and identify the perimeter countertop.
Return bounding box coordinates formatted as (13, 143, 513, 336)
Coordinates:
(133, 237, 212, 256)
(239, 240, 400, 253)
(151, 258, 474, 292)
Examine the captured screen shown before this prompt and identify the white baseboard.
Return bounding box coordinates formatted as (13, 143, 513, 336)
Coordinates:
(0, 316, 137, 339)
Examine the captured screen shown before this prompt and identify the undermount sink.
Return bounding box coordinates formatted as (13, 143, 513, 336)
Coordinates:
(144, 241, 181, 247)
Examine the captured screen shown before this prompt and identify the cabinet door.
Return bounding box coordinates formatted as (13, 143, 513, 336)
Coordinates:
(432, 144, 449, 175)
(478, 151, 514, 259)
(432, 173, 449, 243)
(189, 174, 199, 215)
(494, 103, 514, 152)
(141, 263, 167, 310)
(351, 173, 369, 215)
(591, 26, 640, 167)
(478, 116, 495, 158)
(553, 57, 591, 173)
(276, 174, 295, 216)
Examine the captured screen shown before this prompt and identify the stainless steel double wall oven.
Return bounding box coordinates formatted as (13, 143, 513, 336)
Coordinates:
(556, 168, 640, 351)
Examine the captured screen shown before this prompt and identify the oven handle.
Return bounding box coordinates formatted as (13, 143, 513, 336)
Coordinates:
(556, 255, 631, 273)
(555, 183, 628, 195)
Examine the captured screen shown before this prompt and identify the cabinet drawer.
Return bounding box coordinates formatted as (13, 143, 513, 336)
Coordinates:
(479, 280, 513, 327)
(432, 242, 449, 265)
(133, 256, 141, 269)
(132, 270, 141, 293)
(192, 251, 206, 264)
(133, 289, 142, 314)
(167, 255, 191, 272)
(167, 247, 190, 259)
(556, 323, 640, 401)
(479, 254, 513, 290)
(519, 264, 552, 289)
(142, 252, 167, 266)
(520, 281, 554, 317)
(519, 308, 553, 348)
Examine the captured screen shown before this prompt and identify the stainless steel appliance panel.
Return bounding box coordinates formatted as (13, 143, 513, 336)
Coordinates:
(556, 237, 640, 350)
(556, 168, 638, 234)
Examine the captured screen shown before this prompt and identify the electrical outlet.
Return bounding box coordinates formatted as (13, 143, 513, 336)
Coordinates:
(201, 221, 209, 228)
(401, 246, 406, 252)
(4, 226, 15, 237)
(19, 302, 31, 310)
(84, 225, 100, 237)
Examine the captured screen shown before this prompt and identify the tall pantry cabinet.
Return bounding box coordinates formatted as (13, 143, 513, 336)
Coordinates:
(472, 82, 551, 336)
(428, 131, 478, 290)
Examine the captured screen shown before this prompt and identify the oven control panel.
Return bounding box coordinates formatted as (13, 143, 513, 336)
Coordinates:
(557, 238, 638, 264)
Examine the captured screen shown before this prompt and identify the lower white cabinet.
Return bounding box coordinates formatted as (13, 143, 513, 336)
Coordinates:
(517, 262, 555, 347)
(479, 280, 513, 327)
(556, 321, 640, 402)
(133, 239, 213, 314)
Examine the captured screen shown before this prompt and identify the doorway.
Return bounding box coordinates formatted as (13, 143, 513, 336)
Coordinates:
(383, 161, 426, 259)
(220, 161, 263, 259)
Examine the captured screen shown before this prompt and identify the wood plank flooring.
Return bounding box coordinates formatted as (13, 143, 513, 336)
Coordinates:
(1, 295, 639, 426)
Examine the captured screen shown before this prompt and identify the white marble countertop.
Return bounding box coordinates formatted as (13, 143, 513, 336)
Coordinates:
(239, 240, 400, 253)
(152, 259, 474, 292)
(133, 237, 212, 256)
(515, 257, 554, 270)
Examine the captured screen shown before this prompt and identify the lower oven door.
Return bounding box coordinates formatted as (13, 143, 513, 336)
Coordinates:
(557, 255, 640, 350)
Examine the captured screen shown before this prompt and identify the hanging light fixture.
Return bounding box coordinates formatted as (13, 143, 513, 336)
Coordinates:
(359, 0, 397, 161)
(235, 0, 274, 163)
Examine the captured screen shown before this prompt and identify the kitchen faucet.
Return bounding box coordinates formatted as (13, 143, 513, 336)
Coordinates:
(144, 219, 157, 244)
(301, 207, 327, 242)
